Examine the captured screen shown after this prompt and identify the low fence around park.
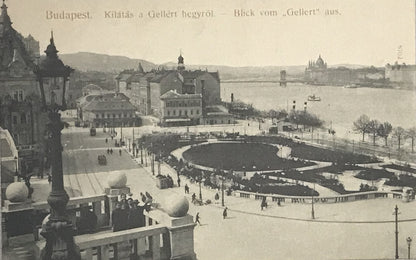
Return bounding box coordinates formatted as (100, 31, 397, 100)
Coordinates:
(233, 190, 406, 204)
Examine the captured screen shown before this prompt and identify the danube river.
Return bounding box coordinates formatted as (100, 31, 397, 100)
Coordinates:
(222, 82, 416, 138)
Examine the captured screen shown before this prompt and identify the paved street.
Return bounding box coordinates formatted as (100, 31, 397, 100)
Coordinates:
(22, 127, 416, 260)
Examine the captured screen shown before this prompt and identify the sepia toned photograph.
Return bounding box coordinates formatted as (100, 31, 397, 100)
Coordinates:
(1, 0, 416, 259)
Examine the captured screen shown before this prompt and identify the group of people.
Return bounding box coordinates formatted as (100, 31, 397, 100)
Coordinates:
(106, 148, 123, 156)
(111, 192, 152, 232)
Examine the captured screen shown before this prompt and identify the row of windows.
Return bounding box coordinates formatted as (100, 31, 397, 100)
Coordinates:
(167, 109, 199, 116)
(165, 100, 201, 108)
(12, 113, 30, 125)
(96, 113, 134, 119)
(13, 90, 24, 102)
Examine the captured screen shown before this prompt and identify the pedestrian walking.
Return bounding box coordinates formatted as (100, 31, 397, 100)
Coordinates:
(215, 193, 220, 201)
(195, 212, 201, 225)
(107, 148, 110, 154)
(191, 193, 196, 203)
(111, 135, 114, 140)
(145, 191, 153, 203)
(177, 177, 181, 187)
(223, 207, 228, 219)
(119, 149, 122, 156)
(48, 174, 52, 185)
(140, 192, 147, 203)
(105, 138, 108, 143)
(184, 184, 189, 194)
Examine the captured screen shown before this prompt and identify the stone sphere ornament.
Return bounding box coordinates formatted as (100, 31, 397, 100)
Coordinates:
(5, 182, 29, 202)
(163, 195, 189, 217)
(107, 171, 127, 188)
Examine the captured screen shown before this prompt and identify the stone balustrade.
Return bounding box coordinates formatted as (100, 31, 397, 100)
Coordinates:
(233, 190, 405, 204)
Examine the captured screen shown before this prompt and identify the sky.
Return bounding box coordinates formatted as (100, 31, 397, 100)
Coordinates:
(6, 0, 416, 67)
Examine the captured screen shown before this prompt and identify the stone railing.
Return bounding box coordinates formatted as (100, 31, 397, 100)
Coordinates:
(233, 190, 406, 204)
(35, 208, 196, 260)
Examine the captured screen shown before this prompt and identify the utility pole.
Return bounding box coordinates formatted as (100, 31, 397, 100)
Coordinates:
(221, 170, 225, 207)
(199, 172, 203, 201)
(394, 205, 399, 259)
(311, 182, 315, 219)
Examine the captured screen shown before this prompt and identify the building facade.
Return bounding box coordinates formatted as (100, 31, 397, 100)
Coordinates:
(160, 90, 202, 126)
(0, 2, 46, 173)
(385, 62, 416, 89)
(78, 92, 140, 127)
(116, 54, 231, 125)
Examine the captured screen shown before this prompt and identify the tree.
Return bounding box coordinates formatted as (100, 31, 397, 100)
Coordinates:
(367, 120, 380, 146)
(353, 114, 370, 142)
(406, 127, 416, 153)
(377, 122, 393, 146)
(393, 127, 406, 150)
(288, 110, 323, 131)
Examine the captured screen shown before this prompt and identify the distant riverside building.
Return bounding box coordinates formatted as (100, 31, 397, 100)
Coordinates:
(385, 62, 416, 89)
(0, 2, 46, 172)
(77, 92, 140, 127)
(305, 55, 385, 86)
(116, 54, 233, 125)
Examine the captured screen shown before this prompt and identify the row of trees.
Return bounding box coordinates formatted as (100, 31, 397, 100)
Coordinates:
(353, 114, 416, 151)
(287, 110, 324, 132)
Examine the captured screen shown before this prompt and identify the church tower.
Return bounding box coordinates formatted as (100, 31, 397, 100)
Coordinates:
(177, 53, 185, 71)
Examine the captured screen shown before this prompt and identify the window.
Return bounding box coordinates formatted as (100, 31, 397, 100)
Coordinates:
(18, 90, 24, 101)
(185, 110, 188, 116)
(96, 114, 99, 118)
(21, 113, 26, 124)
(102, 113, 105, 118)
(173, 110, 176, 115)
(191, 110, 193, 115)
(196, 110, 199, 115)
(112, 114, 115, 118)
(118, 114, 121, 118)
(13, 91, 18, 101)
(12, 115, 17, 125)
(167, 110, 170, 116)
(179, 110, 182, 116)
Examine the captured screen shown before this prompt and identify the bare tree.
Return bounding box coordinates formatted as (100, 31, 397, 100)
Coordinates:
(353, 114, 370, 142)
(377, 122, 393, 146)
(392, 127, 406, 150)
(367, 120, 379, 146)
(406, 127, 416, 153)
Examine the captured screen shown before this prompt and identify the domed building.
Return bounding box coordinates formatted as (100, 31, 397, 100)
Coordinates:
(304, 55, 328, 84)
(304, 55, 385, 86)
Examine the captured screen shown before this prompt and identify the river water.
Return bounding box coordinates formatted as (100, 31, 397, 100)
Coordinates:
(222, 82, 416, 138)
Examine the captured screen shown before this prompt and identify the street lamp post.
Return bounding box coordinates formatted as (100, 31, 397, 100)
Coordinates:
(221, 170, 225, 207)
(199, 171, 203, 201)
(407, 237, 412, 259)
(311, 182, 315, 219)
(140, 144, 144, 164)
(35, 32, 80, 260)
(14, 156, 19, 182)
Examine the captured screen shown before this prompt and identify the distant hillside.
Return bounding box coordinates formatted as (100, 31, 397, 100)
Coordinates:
(59, 52, 156, 73)
(57, 52, 370, 81)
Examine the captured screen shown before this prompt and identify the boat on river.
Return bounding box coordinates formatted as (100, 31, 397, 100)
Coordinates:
(344, 84, 358, 88)
(307, 94, 321, 101)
